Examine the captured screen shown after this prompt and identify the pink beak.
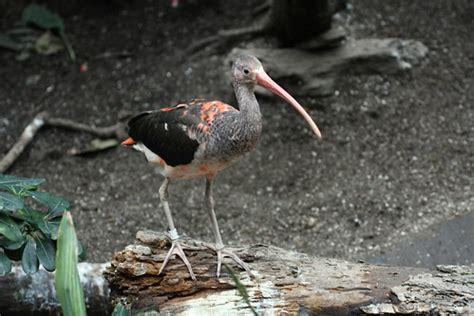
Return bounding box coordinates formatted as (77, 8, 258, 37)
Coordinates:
(256, 68, 322, 139)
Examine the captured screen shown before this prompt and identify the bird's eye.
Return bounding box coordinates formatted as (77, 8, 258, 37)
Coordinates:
(243, 68, 250, 75)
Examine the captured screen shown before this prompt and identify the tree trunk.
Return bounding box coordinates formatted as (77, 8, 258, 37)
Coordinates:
(185, 0, 348, 57)
(268, 0, 345, 45)
(104, 230, 474, 315)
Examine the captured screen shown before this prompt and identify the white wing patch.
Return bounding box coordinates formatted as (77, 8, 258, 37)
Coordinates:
(134, 142, 159, 162)
(164, 123, 169, 131)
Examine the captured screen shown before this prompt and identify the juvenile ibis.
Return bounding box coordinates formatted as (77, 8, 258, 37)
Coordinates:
(122, 54, 321, 280)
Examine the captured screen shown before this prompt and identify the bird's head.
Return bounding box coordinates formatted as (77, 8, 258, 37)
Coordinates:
(232, 54, 322, 139)
(232, 54, 263, 85)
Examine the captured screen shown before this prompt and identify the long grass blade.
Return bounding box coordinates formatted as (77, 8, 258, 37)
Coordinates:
(55, 211, 86, 316)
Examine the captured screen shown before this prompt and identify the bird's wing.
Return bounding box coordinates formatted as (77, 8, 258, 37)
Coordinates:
(126, 99, 237, 167)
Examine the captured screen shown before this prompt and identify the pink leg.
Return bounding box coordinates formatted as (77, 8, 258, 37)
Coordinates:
(205, 177, 254, 278)
(158, 178, 196, 280)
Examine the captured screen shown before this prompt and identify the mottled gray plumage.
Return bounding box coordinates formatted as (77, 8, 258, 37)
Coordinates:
(203, 74, 263, 166)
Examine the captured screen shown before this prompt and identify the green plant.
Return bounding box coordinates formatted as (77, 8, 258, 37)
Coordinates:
(0, 173, 74, 275)
(0, 4, 75, 61)
(55, 211, 86, 316)
(22, 4, 76, 61)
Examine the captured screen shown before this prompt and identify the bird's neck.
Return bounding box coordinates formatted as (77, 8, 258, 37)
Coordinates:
(233, 82, 262, 124)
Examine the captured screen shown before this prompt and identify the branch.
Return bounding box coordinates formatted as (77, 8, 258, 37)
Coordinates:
(104, 230, 474, 314)
(45, 116, 126, 139)
(0, 113, 45, 173)
(0, 112, 127, 173)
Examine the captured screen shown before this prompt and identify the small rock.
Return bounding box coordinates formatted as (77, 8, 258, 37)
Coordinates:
(305, 217, 317, 228)
(25, 74, 41, 86)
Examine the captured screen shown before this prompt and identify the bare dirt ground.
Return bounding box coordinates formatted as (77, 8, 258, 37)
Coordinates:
(1, 0, 472, 266)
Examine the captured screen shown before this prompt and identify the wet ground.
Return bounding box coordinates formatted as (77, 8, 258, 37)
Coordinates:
(1, 0, 472, 267)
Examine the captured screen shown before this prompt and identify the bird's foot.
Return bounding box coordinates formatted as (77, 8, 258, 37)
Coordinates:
(204, 243, 255, 278)
(159, 230, 201, 280)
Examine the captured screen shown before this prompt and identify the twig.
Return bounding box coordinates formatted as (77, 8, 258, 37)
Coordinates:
(0, 113, 45, 173)
(0, 112, 127, 173)
(45, 117, 125, 139)
(93, 51, 133, 60)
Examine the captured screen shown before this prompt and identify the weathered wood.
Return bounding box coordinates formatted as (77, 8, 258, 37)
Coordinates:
(104, 230, 474, 315)
(227, 38, 429, 97)
(361, 265, 474, 314)
(0, 263, 109, 315)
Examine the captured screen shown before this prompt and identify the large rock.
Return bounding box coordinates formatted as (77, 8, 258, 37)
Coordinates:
(227, 38, 428, 97)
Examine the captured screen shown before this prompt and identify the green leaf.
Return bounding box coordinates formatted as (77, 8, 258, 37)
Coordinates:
(21, 4, 65, 31)
(55, 211, 86, 316)
(112, 303, 129, 316)
(0, 252, 12, 276)
(77, 240, 86, 261)
(20, 5, 75, 61)
(46, 217, 61, 240)
(0, 214, 23, 242)
(14, 207, 46, 227)
(21, 237, 39, 274)
(35, 233, 56, 271)
(0, 238, 26, 250)
(35, 31, 63, 55)
(0, 174, 45, 190)
(58, 30, 76, 61)
(0, 192, 24, 212)
(3, 246, 26, 261)
(28, 190, 69, 217)
(4, 246, 23, 261)
(37, 218, 51, 236)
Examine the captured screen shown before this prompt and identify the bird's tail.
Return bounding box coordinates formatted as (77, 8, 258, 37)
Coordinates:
(121, 137, 136, 146)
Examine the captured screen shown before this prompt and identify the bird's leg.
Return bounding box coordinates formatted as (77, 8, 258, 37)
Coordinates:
(205, 177, 254, 278)
(158, 177, 197, 280)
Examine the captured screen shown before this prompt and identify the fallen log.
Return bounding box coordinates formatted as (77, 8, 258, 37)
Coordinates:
(227, 38, 428, 97)
(0, 263, 109, 315)
(104, 230, 474, 315)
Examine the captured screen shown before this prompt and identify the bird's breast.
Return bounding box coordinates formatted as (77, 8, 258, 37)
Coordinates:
(204, 117, 262, 163)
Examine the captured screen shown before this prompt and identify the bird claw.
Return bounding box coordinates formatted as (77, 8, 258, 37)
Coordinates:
(159, 239, 197, 280)
(204, 243, 254, 278)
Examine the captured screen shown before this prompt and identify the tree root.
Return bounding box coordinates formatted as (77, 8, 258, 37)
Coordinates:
(185, 21, 271, 58)
(0, 112, 127, 173)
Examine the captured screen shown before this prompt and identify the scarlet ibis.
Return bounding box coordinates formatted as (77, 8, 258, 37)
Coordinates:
(122, 54, 321, 280)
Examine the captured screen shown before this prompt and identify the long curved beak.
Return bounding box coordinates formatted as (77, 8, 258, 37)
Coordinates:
(256, 68, 322, 139)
